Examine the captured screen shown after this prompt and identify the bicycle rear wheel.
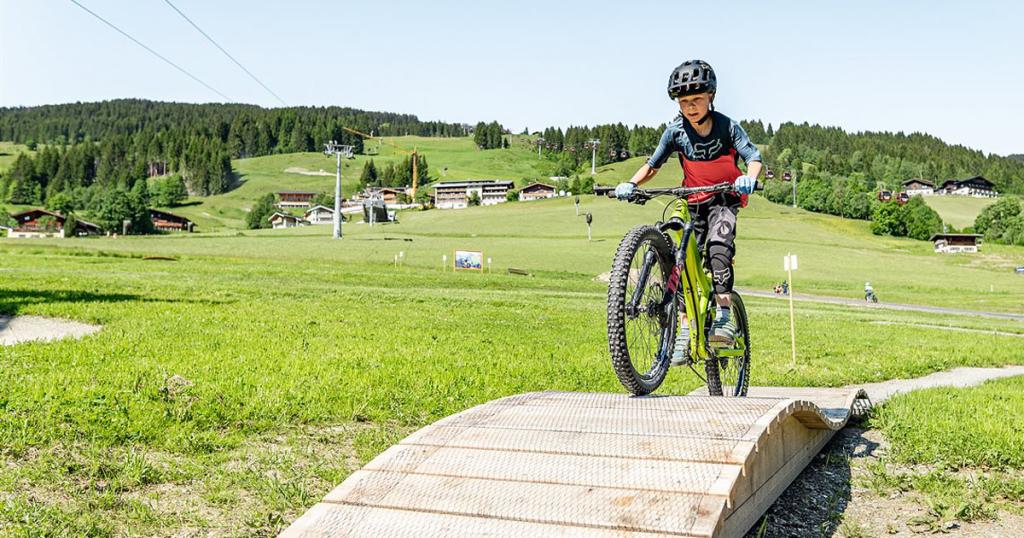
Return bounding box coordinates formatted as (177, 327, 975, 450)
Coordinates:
(704, 291, 751, 397)
(607, 225, 676, 395)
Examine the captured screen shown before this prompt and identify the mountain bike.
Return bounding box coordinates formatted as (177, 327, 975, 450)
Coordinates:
(598, 182, 760, 397)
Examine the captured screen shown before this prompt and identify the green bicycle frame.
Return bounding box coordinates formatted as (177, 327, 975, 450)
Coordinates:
(663, 200, 746, 361)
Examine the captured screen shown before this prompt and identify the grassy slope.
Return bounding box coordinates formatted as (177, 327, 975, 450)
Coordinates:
(923, 195, 998, 229)
(14, 190, 1024, 313)
(0, 141, 34, 171)
(165, 136, 558, 231)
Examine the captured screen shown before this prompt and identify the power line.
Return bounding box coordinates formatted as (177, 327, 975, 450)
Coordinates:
(162, 0, 288, 106)
(67, 0, 231, 101)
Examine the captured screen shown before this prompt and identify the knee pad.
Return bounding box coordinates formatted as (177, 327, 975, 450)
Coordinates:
(708, 243, 734, 295)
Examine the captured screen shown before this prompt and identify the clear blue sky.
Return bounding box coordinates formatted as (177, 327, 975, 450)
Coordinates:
(2, 0, 1022, 155)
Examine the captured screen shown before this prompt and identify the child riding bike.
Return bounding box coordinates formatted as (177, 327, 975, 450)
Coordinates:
(614, 59, 762, 364)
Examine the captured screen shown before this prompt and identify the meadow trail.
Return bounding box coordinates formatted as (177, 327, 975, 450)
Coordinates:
(739, 287, 1024, 322)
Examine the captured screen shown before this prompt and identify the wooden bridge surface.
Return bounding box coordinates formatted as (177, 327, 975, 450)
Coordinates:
(281, 387, 870, 537)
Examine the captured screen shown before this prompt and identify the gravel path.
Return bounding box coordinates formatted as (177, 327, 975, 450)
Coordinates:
(738, 288, 1024, 322)
(0, 315, 101, 345)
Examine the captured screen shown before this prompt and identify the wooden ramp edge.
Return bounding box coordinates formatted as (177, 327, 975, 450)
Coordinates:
(281, 387, 870, 537)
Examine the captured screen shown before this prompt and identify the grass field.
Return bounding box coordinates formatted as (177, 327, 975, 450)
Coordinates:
(864, 377, 1024, 524)
(0, 141, 34, 172)
(923, 195, 998, 229)
(2, 138, 1024, 535)
(1, 234, 1023, 535)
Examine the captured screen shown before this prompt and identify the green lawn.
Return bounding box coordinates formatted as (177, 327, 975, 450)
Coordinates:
(864, 377, 1024, 524)
(2, 141, 1024, 534)
(923, 195, 998, 229)
(1, 238, 1023, 535)
(0, 141, 34, 172)
(19, 192, 1024, 313)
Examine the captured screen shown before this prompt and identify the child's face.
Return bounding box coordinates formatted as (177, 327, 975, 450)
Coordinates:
(677, 93, 712, 124)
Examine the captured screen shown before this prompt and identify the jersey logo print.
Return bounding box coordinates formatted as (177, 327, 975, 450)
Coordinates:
(691, 139, 723, 160)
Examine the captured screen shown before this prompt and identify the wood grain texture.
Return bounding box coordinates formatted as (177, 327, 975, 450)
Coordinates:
(280, 388, 870, 537)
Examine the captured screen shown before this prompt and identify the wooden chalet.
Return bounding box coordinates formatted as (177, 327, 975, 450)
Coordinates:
(901, 178, 934, 196)
(149, 209, 194, 232)
(304, 205, 336, 225)
(277, 191, 318, 208)
(929, 233, 981, 254)
(519, 182, 557, 201)
(6, 208, 100, 238)
(937, 176, 997, 197)
(269, 211, 307, 229)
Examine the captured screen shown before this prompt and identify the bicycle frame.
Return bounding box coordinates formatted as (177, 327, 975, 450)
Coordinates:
(661, 199, 746, 362)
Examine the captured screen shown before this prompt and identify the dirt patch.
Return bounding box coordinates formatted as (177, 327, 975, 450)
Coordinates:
(284, 167, 332, 176)
(0, 314, 101, 345)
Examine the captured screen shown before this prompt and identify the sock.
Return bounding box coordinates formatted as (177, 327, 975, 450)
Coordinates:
(716, 307, 730, 323)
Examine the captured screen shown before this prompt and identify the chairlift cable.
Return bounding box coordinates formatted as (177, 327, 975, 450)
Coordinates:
(67, 0, 231, 101)
(161, 0, 288, 106)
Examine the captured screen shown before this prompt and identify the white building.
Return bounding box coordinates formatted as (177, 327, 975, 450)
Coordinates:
(901, 179, 934, 196)
(433, 180, 515, 209)
(304, 205, 336, 225)
(519, 182, 558, 201)
(936, 177, 998, 198)
(268, 212, 306, 229)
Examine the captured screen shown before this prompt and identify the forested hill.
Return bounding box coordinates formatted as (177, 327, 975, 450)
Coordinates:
(0, 99, 468, 203)
(746, 121, 1024, 195)
(0, 99, 467, 158)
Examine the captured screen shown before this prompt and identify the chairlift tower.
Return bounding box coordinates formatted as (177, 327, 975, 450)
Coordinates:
(324, 140, 355, 239)
(587, 138, 600, 175)
(536, 136, 545, 159)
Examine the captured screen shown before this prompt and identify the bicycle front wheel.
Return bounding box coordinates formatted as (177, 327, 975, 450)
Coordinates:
(607, 225, 676, 395)
(705, 291, 751, 397)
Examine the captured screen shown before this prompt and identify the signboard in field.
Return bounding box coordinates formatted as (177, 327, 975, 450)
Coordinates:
(454, 250, 483, 271)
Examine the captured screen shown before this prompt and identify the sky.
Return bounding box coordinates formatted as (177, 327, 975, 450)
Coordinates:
(1, 0, 1022, 155)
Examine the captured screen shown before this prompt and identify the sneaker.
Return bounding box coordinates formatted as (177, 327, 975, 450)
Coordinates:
(710, 310, 736, 346)
(670, 325, 690, 366)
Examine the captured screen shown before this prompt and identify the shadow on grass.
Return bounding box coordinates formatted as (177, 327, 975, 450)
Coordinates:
(745, 422, 880, 537)
(0, 288, 234, 316)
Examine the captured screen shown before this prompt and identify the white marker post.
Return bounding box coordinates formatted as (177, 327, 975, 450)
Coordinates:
(487, 257, 492, 273)
(442, 254, 447, 272)
(784, 253, 798, 366)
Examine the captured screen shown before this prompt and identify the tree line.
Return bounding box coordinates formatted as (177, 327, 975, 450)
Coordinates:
(975, 196, 1024, 246)
(357, 155, 430, 190)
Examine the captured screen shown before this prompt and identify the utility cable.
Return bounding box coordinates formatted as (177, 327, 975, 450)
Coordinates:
(67, 0, 231, 101)
(162, 0, 288, 106)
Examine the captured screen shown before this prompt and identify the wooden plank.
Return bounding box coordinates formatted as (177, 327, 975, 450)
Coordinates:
(362, 444, 744, 495)
(282, 388, 872, 537)
(721, 416, 836, 537)
(438, 402, 776, 440)
(405, 424, 756, 464)
(324, 470, 726, 536)
(281, 502, 685, 537)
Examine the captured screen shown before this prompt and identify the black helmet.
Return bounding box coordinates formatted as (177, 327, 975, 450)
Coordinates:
(667, 60, 717, 100)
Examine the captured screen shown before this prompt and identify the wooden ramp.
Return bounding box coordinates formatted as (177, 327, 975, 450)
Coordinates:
(281, 387, 869, 537)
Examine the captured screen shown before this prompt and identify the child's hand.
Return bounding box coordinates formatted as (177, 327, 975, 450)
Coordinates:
(615, 182, 636, 200)
(735, 176, 756, 194)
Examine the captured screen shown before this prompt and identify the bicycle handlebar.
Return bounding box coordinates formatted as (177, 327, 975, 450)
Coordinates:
(593, 180, 763, 203)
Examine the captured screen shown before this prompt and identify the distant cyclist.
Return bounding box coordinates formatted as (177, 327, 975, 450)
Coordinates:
(865, 282, 877, 303)
(613, 60, 762, 363)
